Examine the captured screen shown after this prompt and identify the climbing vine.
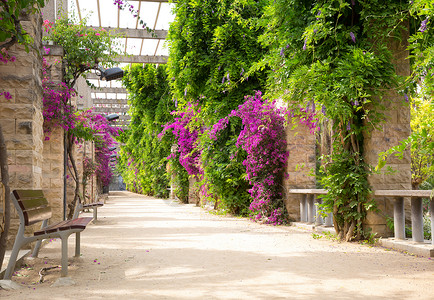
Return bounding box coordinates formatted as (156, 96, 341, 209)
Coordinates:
(257, 0, 409, 240)
(119, 64, 175, 198)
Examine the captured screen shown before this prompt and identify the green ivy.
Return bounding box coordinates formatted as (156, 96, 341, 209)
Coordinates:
(166, 0, 268, 210)
(201, 117, 251, 215)
(258, 0, 409, 240)
(119, 64, 175, 198)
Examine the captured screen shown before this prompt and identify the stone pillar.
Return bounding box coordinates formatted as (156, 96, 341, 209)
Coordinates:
(188, 176, 199, 204)
(41, 45, 66, 222)
(42, 127, 64, 222)
(0, 13, 44, 246)
(363, 28, 411, 236)
(284, 123, 316, 221)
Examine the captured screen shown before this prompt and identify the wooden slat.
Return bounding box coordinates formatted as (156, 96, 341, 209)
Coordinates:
(17, 197, 48, 211)
(13, 189, 45, 200)
(13, 190, 52, 225)
(83, 202, 104, 208)
(24, 206, 52, 226)
(34, 220, 70, 236)
(60, 217, 93, 230)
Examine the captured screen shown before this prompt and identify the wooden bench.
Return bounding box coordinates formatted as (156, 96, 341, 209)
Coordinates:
(3, 190, 93, 280)
(73, 200, 104, 220)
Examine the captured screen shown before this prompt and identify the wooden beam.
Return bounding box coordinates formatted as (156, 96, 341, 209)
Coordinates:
(114, 55, 168, 64)
(93, 107, 129, 113)
(93, 99, 128, 104)
(86, 27, 168, 39)
(94, 87, 127, 93)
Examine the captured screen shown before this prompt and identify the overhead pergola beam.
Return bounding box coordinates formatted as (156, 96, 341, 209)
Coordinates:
(93, 99, 129, 104)
(94, 87, 127, 93)
(87, 27, 168, 39)
(93, 107, 129, 113)
(115, 55, 168, 64)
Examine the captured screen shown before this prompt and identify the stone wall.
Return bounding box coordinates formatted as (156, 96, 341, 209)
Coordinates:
(0, 13, 44, 246)
(284, 122, 316, 221)
(41, 45, 66, 223)
(363, 30, 412, 236)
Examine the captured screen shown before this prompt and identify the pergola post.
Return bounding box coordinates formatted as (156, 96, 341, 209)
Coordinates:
(393, 196, 405, 240)
(411, 197, 424, 243)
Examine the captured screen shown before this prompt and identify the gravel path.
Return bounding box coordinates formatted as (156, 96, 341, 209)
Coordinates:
(2, 191, 434, 299)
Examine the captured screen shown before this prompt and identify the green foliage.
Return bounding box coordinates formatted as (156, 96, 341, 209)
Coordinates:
(167, 0, 268, 126)
(377, 98, 434, 189)
(166, 0, 268, 210)
(0, 0, 45, 49)
(43, 15, 123, 88)
(319, 149, 374, 240)
(408, 0, 434, 97)
(258, 0, 409, 240)
(119, 64, 175, 198)
(201, 117, 251, 215)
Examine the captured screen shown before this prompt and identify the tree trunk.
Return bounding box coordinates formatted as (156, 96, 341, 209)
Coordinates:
(0, 124, 11, 270)
(66, 135, 81, 220)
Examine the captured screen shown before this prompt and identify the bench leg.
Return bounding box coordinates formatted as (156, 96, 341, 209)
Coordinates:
(32, 240, 43, 258)
(32, 219, 48, 258)
(93, 207, 97, 221)
(60, 236, 68, 277)
(3, 236, 25, 280)
(75, 232, 81, 257)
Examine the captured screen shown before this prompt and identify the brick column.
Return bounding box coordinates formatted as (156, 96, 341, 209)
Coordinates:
(284, 123, 316, 221)
(363, 28, 412, 236)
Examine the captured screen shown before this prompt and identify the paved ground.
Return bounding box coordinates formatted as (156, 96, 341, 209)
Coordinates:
(2, 191, 434, 299)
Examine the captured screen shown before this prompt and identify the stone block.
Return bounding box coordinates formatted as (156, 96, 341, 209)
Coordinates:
(51, 178, 63, 189)
(0, 119, 16, 135)
(17, 120, 32, 134)
(42, 178, 50, 189)
(16, 150, 33, 165)
(17, 173, 32, 186)
(6, 134, 33, 150)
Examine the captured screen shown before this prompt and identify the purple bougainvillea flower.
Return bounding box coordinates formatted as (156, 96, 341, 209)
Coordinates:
(350, 32, 356, 43)
(2, 91, 12, 100)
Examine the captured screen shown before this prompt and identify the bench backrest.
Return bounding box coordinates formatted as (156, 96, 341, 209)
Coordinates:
(13, 190, 52, 226)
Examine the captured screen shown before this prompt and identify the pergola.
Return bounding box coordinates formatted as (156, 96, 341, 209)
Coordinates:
(68, 0, 175, 128)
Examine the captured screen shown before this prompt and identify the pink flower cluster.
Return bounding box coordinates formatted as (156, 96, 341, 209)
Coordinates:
(42, 57, 76, 137)
(0, 48, 16, 100)
(159, 102, 202, 176)
(77, 110, 120, 186)
(211, 91, 290, 224)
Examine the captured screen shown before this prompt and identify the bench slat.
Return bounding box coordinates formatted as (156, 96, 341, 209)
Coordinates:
(83, 202, 104, 208)
(34, 220, 70, 236)
(34, 217, 93, 236)
(60, 217, 93, 230)
(17, 197, 48, 211)
(13, 190, 52, 225)
(13, 189, 45, 199)
(23, 206, 52, 226)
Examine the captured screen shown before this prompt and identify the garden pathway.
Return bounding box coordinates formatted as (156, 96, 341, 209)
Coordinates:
(2, 191, 434, 299)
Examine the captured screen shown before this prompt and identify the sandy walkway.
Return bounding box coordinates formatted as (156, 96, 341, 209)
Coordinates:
(1, 191, 434, 299)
